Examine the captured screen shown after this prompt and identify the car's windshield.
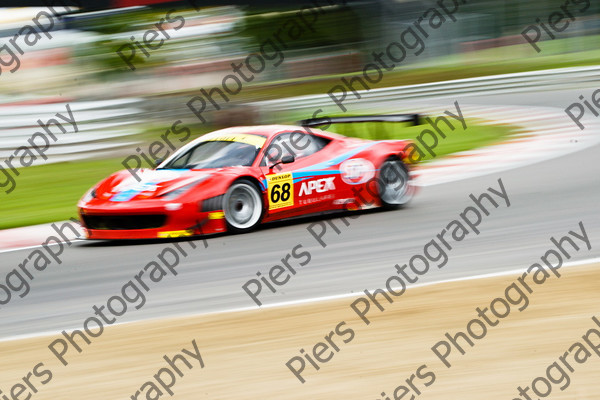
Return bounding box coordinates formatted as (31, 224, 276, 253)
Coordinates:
(160, 141, 260, 169)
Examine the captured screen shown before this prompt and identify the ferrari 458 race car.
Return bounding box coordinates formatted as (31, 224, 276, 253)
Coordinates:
(78, 115, 419, 239)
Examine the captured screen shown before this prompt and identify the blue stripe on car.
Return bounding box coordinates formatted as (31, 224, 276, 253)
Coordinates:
(296, 142, 377, 172)
(110, 189, 141, 202)
(261, 142, 378, 189)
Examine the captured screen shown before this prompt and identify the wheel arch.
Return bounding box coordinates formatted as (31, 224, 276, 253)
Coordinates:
(232, 175, 265, 194)
(222, 176, 266, 233)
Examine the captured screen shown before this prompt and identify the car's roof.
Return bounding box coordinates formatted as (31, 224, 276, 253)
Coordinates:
(208, 124, 347, 141)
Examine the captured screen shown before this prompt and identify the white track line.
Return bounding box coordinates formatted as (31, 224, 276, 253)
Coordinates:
(2, 256, 599, 343)
(0, 239, 86, 254)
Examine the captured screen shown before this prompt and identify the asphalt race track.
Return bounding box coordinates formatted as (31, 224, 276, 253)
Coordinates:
(1, 87, 599, 340)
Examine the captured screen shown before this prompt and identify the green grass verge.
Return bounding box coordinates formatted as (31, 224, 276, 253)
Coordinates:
(0, 120, 515, 229)
(0, 159, 124, 230)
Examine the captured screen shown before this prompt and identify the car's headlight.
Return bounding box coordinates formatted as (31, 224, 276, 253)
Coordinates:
(160, 176, 209, 200)
(82, 187, 97, 203)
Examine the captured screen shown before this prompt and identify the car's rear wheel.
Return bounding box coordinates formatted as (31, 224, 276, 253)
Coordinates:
(378, 157, 413, 209)
(223, 179, 264, 233)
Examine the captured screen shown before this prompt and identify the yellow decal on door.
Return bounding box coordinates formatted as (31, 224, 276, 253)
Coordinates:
(267, 173, 294, 210)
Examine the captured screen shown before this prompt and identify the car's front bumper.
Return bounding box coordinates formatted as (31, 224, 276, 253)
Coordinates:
(78, 200, 227, 239)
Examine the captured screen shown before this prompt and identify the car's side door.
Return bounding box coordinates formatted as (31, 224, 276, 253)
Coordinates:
(259, 131, 335, 219)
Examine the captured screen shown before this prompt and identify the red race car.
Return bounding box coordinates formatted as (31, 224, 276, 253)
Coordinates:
(78, 115, 418, 239)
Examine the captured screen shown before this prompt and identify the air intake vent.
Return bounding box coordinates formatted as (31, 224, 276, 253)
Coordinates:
(82, 214, 166, 230)
(201, 195, 224, 212)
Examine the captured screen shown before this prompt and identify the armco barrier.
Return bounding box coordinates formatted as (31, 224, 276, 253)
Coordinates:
(252, 65, 600, 114)
(1, 66, 598, 166)
(0, 98, 143, 165)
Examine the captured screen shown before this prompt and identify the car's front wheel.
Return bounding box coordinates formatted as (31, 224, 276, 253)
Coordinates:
(378, 157, 413, 209)
(223, 179, 264, 233)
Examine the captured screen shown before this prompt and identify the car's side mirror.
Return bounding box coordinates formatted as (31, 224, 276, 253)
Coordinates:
(154, 158, 165, 168)
(281, 155, 295, 164)
(269, 155, 295, 171)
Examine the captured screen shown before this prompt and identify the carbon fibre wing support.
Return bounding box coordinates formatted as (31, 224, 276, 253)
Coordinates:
(298, 114, 421, 127)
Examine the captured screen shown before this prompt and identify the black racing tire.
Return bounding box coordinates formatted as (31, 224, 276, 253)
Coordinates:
(377, 157, 413, 210)
(223, 179, 264, 233)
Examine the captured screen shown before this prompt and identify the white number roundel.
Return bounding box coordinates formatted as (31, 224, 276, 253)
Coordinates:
(340, 158, 375, 185)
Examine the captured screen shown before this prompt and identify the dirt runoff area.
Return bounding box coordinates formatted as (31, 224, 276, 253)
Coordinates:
(1, 263, 599, 400)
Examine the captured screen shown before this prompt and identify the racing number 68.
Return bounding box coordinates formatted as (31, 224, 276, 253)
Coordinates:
(270, 183, 291, 203)
(267, 173, 294, 210)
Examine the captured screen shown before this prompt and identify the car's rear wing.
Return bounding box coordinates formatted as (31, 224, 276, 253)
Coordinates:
(298, 114, 421, 128)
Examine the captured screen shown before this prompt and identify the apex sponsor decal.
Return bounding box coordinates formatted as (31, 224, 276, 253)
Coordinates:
(299, 177, 335, 196)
